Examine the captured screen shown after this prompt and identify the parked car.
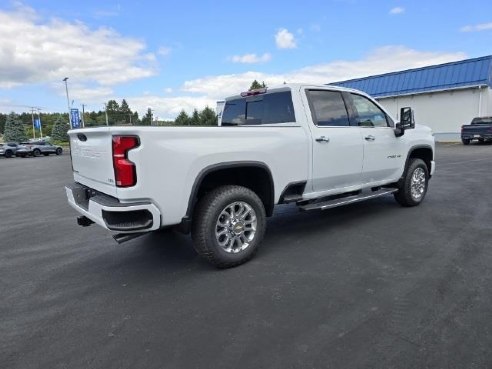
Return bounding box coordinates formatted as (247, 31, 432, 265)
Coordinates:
(66, 84, 435, 268)
(461, 116, 492, 145)
(22, 140, 63, 156)
(0, 142, 31, 158)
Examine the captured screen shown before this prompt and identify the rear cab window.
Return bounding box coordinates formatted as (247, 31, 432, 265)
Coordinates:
(221, 90, 295, 126)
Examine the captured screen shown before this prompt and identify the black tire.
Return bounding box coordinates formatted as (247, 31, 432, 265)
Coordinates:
(478, 138, 485, 144)
(462, 138, 471, 145)
(394, 158, 429, 207)
(191, 185, 266, 268)
(33, 148, 41, 157)
(5, 150, 13, 158)
(56, 148, 62, 155)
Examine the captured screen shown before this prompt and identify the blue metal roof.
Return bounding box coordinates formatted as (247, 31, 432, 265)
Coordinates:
(331, 55, 492, 98)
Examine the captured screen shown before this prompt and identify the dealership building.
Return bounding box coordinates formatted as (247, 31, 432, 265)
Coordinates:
(332, 55, 492, 141)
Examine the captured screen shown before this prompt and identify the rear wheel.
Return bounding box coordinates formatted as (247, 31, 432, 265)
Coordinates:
(462, 138, 471, 145)
(191, 185, 266, 268)
(33, 149, 41, 157)
(5, 150, 13, 158)
(478, 138, 485, 144)
(56, 148, 62, 155)
(394, 158, 429, 207)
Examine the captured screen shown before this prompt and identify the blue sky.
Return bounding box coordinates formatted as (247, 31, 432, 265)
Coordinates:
(0, 0, 491, 119)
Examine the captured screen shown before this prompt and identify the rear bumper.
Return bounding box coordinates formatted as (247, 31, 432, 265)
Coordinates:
(65, 183, 161, 233)
(461, 134, 492, 140)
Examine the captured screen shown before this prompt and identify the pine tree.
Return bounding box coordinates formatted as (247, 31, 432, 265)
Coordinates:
(249, 80, 267, 91)
(0, 113, 6, 135)
(140, 108, 152, 125)
(174, 110, 190, 126)
(199, 106, 218, 126)
(3, 112, 27, 142)
(51, 116, 69, 142)
(190, 109, 200, 125)
(106, 100, 120, 125)
(120, 99, 132, 124)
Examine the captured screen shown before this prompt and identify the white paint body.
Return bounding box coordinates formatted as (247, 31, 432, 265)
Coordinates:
(66, 84, 435, 231)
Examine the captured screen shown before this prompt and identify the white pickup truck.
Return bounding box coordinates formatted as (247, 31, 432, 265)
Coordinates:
(66, 84, 435, 268)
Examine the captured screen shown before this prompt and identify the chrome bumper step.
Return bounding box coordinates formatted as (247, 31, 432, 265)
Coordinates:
(300, 188, 398, 211)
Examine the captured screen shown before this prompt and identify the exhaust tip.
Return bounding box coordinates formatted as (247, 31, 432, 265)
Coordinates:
(77, 216, 94, 227)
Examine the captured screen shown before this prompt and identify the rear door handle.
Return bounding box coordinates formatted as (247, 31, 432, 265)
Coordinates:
(364, 135, 375, 141)
(315, 136, 330, 143)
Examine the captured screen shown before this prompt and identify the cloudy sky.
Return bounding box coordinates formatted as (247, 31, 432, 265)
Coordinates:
(0, 0, 491, 119)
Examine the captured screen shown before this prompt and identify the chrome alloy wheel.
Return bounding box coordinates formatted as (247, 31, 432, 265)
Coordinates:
(410, 167, 426, 201)
(215, 201, 257, 254)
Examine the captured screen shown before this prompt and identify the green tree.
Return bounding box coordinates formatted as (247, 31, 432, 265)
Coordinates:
(199, 106, 218, 126)
(3, 112, 27, 142)
(140, 108, 152, 125)
(120, 99, 132, 124)
(0, 113, 6, 134)
(174, 110, 190, 126)
(190, 109, 200, 125)
(106, 100, 120, 125)
(249, 80, 266, 91)
(51, 116, 69, 142)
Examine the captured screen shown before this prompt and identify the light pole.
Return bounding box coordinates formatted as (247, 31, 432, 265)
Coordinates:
(103, 103, 109, 126)
(63, 77, 71, 127)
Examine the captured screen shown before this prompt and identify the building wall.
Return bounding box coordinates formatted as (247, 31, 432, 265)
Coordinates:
(377, 87, 491, 141)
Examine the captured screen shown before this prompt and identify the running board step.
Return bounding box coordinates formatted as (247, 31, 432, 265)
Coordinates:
(300, 188, 398, 211)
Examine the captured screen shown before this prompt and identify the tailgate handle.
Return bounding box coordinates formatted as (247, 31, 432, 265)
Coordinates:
(77, 133, 87, 141)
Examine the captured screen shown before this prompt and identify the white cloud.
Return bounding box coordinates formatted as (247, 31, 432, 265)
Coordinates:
(127, 95, 217, 121)
(158, 46, 172, 56)
(132, 46, 465, 120)
(275, 28, 297, 49)
(389, 7, 405, 15)
(0, 5, 156, 94)
(460, 22, 492, 32)
(230, 53, 272, 64)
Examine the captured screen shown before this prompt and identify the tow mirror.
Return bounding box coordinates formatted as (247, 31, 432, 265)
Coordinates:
(400, 107, 415, 129)
(395, 107, 415, 137)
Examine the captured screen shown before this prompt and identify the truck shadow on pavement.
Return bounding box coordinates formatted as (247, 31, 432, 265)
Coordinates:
(122, 198, 402, 271)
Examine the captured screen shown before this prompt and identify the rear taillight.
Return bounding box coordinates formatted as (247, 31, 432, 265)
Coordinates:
(112, 135, 139, 187)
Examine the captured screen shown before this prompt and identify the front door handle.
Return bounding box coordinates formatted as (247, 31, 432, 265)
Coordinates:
(315, 136, 330, 143)
(364, 135, 375, 141)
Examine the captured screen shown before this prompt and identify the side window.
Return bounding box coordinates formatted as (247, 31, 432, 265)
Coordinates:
(351, 94, 390, 128)
(307, 90, 350, 127)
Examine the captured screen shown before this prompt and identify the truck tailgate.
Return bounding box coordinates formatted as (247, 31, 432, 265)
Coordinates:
(69, 128, 117, 196)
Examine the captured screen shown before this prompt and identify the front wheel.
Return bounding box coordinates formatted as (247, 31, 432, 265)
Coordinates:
(5, 150, 13, 158)
(394, 158, 429, 207)
(33, 149, 41, 157)
(56, 148, 62, 155)
(191, 185, 266, 268)
(462, 138, 471, 145)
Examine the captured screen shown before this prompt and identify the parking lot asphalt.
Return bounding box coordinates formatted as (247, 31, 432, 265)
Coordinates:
(1, 143, 492, 369)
